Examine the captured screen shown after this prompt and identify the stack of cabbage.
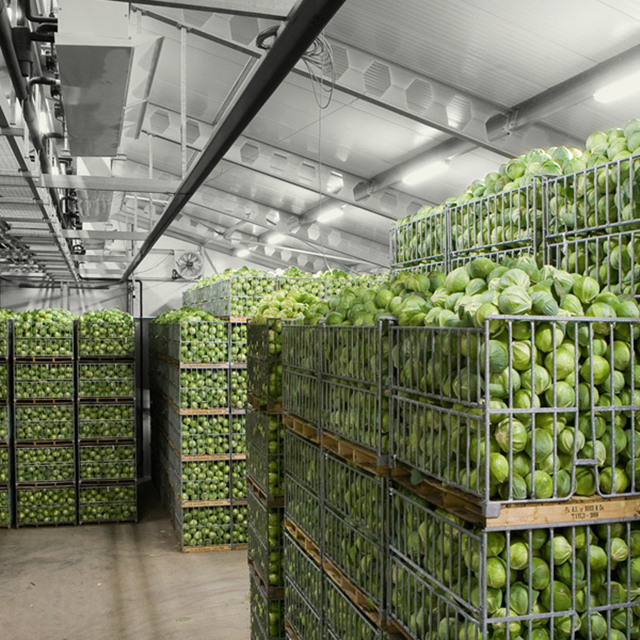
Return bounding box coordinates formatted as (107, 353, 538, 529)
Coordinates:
(390, 487, 640, 640)
(0, 309, 15, 357)
(78, 309, 134, 357)
(14, 309, 76, 357)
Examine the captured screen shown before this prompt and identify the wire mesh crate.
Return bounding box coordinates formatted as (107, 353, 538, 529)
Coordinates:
(15, 404, 74, 441)
(391, 207, 447, 269)
(250, 573, 284, 640)
(78, 402, 135, 440)
(173, 457, 234, 503)
(278, 275, 326, 299)
(248, 489, 284, 588)
(206, 274, 280, 318)
(247, 411, 284, 501)
(324, 452, 385, 541)
(231, 321, 248, 364)
(0, 488, 8, 527)
(178, 503, 248, 549)
(157, 320, 229, 364)
(78, 362, 134, 399)
(158, 361, 228, 410)
(13, 320, 75, 358)
(283, 369, 319, 426)
(0, 319, 10, 358)
(282, 324, 319, 373)
(230, 368, 248, 410)
(248, 319, 284, 409)
(16, 486, 76, 526)
(79, 485, 137, 523)
(321, 322, 391, 460)
(167, 410, 233, 456)
(231, 414, 246, 455)
(78, 320, 135, 358)
(546, 154, 640, 241)
(78, 444, 136, 482)
(285, 473, 321, 545)
(232, 458, 247, 500)
(390, 315, 640, 514)
(284, 429, 321, 495)
(285, 578, 322, 640)
(325, 575, 383, 640)
(546, 229, 640, 299)
(0, 363, 7, 400)
(324, 506, 384, 610)
(15, 444, 75, 483)
(449, 181, 542, 260)
(389, 486, 640, 640)
(14, 362, 74, 400)
(0, 446, 8, 483)
(283, 531, 322, 614)
(0, 404, 7, 442)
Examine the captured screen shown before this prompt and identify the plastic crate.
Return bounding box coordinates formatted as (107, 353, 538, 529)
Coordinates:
(79, 444, 136, 482)
(16, 486, 76, 526)
(15, 444, 75, 483)
(247, 410, 284, 500)
(248, 490, 283, 588)
(78, 402, 135, 440)
(78, 362, 134, 399)
(390, 315, 640, 514)
(79, 484, 137, 523)
(15, 404, 74, 441)
(14, 362, 74, 399)
(78, 320, 134, 357)
(389, 486, 640, 640)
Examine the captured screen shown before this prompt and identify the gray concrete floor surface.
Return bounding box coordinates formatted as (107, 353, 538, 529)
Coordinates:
(0, 481, 250, 640)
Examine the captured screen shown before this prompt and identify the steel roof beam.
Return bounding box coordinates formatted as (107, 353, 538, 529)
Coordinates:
(126, 0, 294, 19)
(120, 0, 348, 283)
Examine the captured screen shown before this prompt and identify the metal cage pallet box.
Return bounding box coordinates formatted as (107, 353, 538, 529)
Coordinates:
(389, 314, 640, 519)
(14, 403, 74, 443)
(78, 443, 136, 483)
(284, 531, 323, 615)
(388, 483, 640, 640)
(77, 362, 134, 400)
(13, 320, 75, 359)
(78, 320, 135, 359)
(15, 443, 76, 485)
(248, 319, 285, 412)
(250, 571, 284, 640)
(15, 485, 77, 527)
(285, 578, 322, 640)
(391, 208, 447, 271)
(0, 487, 9, 527)
(77, 402, 135, 442)
(248, 487, 284, 595)
(152, 320, 229, 366)
(285, 473, 321, 547)
(78, 484, 137, 524)
(247, 409, 284, 503)
(14, 362, 74, 401)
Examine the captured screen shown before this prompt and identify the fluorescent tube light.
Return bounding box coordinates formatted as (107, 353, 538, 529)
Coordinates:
(267, 233, 285, 245)
(318, 208, 343, 224)
(594, 72, 640, 104)
(402, 160, 449, 186)
(237, 249, 250, 258)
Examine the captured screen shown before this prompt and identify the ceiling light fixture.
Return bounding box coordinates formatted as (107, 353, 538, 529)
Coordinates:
(237, 249, 251, 258)
(402, 160, 449, 186)
(317, 208, 343, 224)
(267, 233, 285, 245)
(593, 72, 640, 104)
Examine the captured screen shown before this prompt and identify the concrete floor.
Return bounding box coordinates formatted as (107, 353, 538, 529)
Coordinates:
(0, 481, 250, 640)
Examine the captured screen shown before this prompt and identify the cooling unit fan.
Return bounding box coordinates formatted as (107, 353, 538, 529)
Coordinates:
(172, 251, 203, 280)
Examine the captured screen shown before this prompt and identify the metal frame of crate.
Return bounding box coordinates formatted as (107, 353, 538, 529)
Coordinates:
(15, 485, 77, 527)
(390, 315, 640, 518)
(13, 320, 75, 359)
(14, 362, 74, 400)
(153, 321, 229, 366)
(77, 361, 135, 400)
(248, 319, 285, 412)
(251, 571, 285, 640)
(78, 320, 135, 359)
(0, 400, 8, 527)
(14, 403, 75, 443)
(78, 484, 137, 524)
(390, 208, 447, 270)
(247, 409, 284, 503)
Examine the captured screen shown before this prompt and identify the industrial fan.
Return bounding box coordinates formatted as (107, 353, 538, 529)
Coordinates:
(172, 252, 204, 280)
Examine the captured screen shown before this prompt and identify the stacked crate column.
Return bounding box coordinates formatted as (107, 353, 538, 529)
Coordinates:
(0, 323, 9, 525)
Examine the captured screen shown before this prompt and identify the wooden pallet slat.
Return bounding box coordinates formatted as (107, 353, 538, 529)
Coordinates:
(284, 519, 321, 565)
(247, 477, 284, 509)
(183, 542, 248, 554)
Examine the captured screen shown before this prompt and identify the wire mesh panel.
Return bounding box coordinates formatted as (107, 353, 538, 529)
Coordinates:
(230, 369, 248, 410)
(177, 459, 233, 502)
(170, 411, 233, 456)
(232, 414, 246, 455)
(15, 363, 74, 399)
(324, 507, 384, 610)
(390, 315, 640, 510)
(79, 485, 137, 523)
(283, 369, 319, 426)
(15, 404, 74, 441)
(247, 410, 284, 500)
(283, 532, 322, 614)
(157, 321, 229, 364)
(325, 576, 382, 640)
(77, 403, 135, 440)
(179, 503, 248, 549)
(321, 322, 391, 458)
(324, 453, 385, 540)
(0, 363, 7, 400)
(282, 324, 319, 373)
(285, 578, 322, 640)
(546, 154, 640, 241)
(250, 573, 284, 640)
(78, 444, 135, 482)
(248, 489, 284, 588)
(16, 486, 76, 526)
(78, 362, 134, 399)
(284, 430, 321, 495)
(231, 322, 248, 364)
(15, 445, 75, 483)
(0, 446, 8, 483)
(0, 404, 8, 442)
(285, 474, 321, 545)
(391, 208, 447, 269)
(14, 321, 74, 357)
(0, 319, 9, 358)
(0, 489, 8, 527)
(449, 182, 542, 260)
(389, 486, 640, 640)
(158, 361, 228, 410)
(78, 320, 135, 358)
(231, 459, 247, 500)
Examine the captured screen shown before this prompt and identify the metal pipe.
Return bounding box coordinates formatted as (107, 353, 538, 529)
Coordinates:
(119, 0, 348, 283)
(19, 0, 56, 23)
(26, 75, 58, 96)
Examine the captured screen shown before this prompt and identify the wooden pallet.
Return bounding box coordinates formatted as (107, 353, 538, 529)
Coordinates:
(393, 464, 640, 528)
(15, 397, 74, 405)
(323, 556, 382, 628)
(283, 519, 321, 565)
(181, 452, 246, 463)
(247, 477, 285, 509)
(78, 437, 136, 446)
(285, 621, 303, 640)
(182, 498, 248, 509)
(183, 543, 248, 554)
(322, 432, 389, 476)
(247, 557, 285, 600)
(79, 478, 136, 486)
(78, 355, 135, 362)
(247, 394, 283, 414)
(14, 355, 73, 363)
(16, 438, 75, 446)
(283, 412, 320, 443)
(16, 481, 76, 489)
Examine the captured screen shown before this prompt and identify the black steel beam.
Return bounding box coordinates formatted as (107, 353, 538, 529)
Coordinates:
(120, 0, 347, 282)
